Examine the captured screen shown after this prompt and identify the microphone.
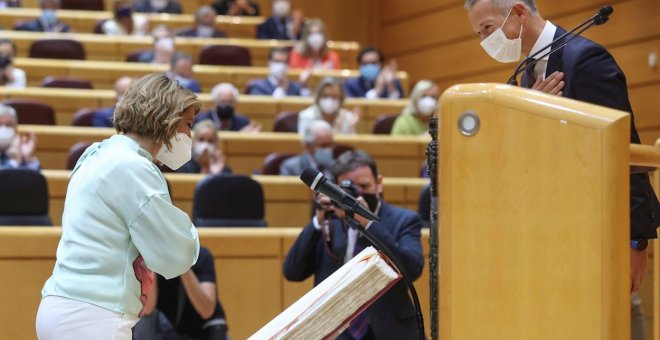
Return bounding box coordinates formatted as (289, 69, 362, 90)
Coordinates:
(300, 168, 381, 222)
(506, 5, 613, 85)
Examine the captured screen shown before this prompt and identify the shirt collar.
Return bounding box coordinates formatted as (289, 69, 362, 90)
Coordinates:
(528, 21, 557, 61)
(268, 75, 279, 87)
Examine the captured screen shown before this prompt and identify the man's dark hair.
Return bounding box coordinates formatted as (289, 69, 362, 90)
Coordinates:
(0, 39, 17, 56)
(333, 150, 379, 180)
(268, 46, 291, 61)
(169, 51, 193, 69)
(356, 46, 384, 65)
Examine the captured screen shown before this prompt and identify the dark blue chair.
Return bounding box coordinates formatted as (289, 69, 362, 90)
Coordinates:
(192, 175, 266, 227)
(0, 169, 52, 226)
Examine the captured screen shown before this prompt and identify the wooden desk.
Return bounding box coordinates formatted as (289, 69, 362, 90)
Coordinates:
(2, 88, 409, 133)
(0, 227, 431, 339)
(0, 8, 263, 39)
(42, 169, 429, 227)
(0, 30, 359, 68)
(22, 126, 428, 176)
(13, 57, 410, 95)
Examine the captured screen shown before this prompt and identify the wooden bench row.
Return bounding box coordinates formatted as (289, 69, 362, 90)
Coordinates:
(13, 57, 410, 94)
(22, 125, 429, 177)
(0, 227, 433, 339)
(0, 8, 263, 39)
(3, 88, 410, 133)
(42, 169, 429, 227)
(0, 30, 359, 68)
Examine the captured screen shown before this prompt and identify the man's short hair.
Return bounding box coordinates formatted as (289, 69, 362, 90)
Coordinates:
(464, 0, 537, 14)
(268, 47, 291, 61)
(210, 83, 239, 102)
(333, 150, 379, 180)
(302, 120, 332, 145)
(0, 39, 17, 57)
(195, 5, 217, 22)
(170, 51, 193, 69)
(357, 46, 385, 65)
(0, 104, 17, 125)
(113, 73, 201, 149)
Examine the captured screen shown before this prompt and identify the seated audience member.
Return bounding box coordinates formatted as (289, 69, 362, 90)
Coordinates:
(256, 0, 303, 40)
(138, 25, 176, 64)
(246, 47, 310, 98)
(0, 39, 26, 89)
(212, 0, 259, 16)
(289, 19, 339, 70)
(176, 6, 226, 38)
(167, 52, 201, 93)
(177, 119, 231, 175)
(0, 0, 21, 8)
(102, 2, 149, 36)
(133, 246, 229, 340)
(133, 0, 182, 14)
(344, 46, 403, 100)
(92, 76, 133, 127)
(0, 104, 40, 171)
(298, 77, 358, 136)
(283, 150, 424, 339)
(391, 80, 439, 136)
(280, 120, 334, 178)
(15, 0, 71, 33)
(194, 83, 261, 132)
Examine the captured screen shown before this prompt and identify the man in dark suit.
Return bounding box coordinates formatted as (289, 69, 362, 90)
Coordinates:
(344, 47, 404, 100)
(246, 47, 310, 97)
(256, 0, 304, 40)
(175, 6, 226, 39)
(15, 0, 70, 33)
(194, 83, 261, 132)
(466, 1, 660, 338)
(283, 150, 424, 339)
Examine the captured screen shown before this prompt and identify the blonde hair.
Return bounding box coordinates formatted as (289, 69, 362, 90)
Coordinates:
(296, 18, 329, 57)
(403, 80, 437, 115)
(114, 73, 201, 148)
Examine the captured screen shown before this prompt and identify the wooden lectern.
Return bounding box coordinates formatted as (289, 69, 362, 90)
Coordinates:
(438, 84, 630, 339)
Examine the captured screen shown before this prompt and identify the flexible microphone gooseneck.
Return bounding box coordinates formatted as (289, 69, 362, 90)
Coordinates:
(507, 5, 613, 85)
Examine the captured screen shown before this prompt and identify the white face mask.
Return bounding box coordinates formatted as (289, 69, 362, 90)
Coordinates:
(155, 37, 175, 53)
(417, 97, 438, 116)
(273, 0, 290, 17)
(0, 126, 15, 150)
(269, 61, 288, 79)
(307, 33, 326, 51)
(156, 133, 192, 170)
(193, 141, 215, 157)
(197, 25, 215, 38)
(479, 9, 522, 63)
(318, 97, 339, 115)
(150, 0, 168, 11)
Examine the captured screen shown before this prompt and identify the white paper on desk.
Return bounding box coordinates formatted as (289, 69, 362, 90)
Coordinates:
(249, 246, 400, 340)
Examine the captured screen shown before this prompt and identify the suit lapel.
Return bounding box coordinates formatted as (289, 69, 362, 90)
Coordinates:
(545, 26, 566, 78)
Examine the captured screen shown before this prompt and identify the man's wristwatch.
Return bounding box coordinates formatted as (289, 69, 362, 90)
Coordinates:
(630, 239, 648, 251)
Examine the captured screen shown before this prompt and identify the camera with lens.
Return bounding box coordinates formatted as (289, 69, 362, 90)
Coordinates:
(339, 180, 362, 198)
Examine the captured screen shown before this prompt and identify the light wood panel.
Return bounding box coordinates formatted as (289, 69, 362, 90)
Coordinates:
(0, 8, 263, 38)
(12, 57, 409, 94)
(0, 227, 432, 340)
(0, 30, 359, 68)
(1, 87, 408, 133)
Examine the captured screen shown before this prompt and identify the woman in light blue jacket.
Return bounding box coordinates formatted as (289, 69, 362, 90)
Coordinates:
(36, 74, 202, 339)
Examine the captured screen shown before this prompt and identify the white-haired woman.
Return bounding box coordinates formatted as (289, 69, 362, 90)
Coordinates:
(391, 80, 439, 136)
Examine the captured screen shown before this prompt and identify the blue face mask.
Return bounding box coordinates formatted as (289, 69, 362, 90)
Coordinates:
(40, 9, 57, 27)
(360, 64, 380, 83)
(313, 147, 334, 168)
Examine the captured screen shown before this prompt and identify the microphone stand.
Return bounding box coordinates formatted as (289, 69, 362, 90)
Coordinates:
(342, 208, 425, 340)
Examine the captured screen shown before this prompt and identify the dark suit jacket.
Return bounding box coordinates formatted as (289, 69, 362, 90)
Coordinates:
(134, 1, 182, 14)
(15, 19, 70, 32)
(92, 107, 114, 127)
(283, 202, 424, 339)
(193, 109, 250, 131)
(344, 76, 404, 99)
(175, 27, 226, 39)
(246, 78, 304, 96)
(256, 16, 297, 40)
(522, 26, 660, 239)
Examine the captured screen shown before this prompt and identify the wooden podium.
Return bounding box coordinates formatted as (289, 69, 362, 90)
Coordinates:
(438, 84, 630, 339)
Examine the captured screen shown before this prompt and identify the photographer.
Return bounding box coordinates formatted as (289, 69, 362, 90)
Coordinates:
(0, 39, 26, 88)
(283, 150, 424, 339)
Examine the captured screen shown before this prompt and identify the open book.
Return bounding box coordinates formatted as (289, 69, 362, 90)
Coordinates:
(249, 246, 401, 340)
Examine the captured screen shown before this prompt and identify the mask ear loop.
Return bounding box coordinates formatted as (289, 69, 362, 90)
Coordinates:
(503, 7, 523, 39)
